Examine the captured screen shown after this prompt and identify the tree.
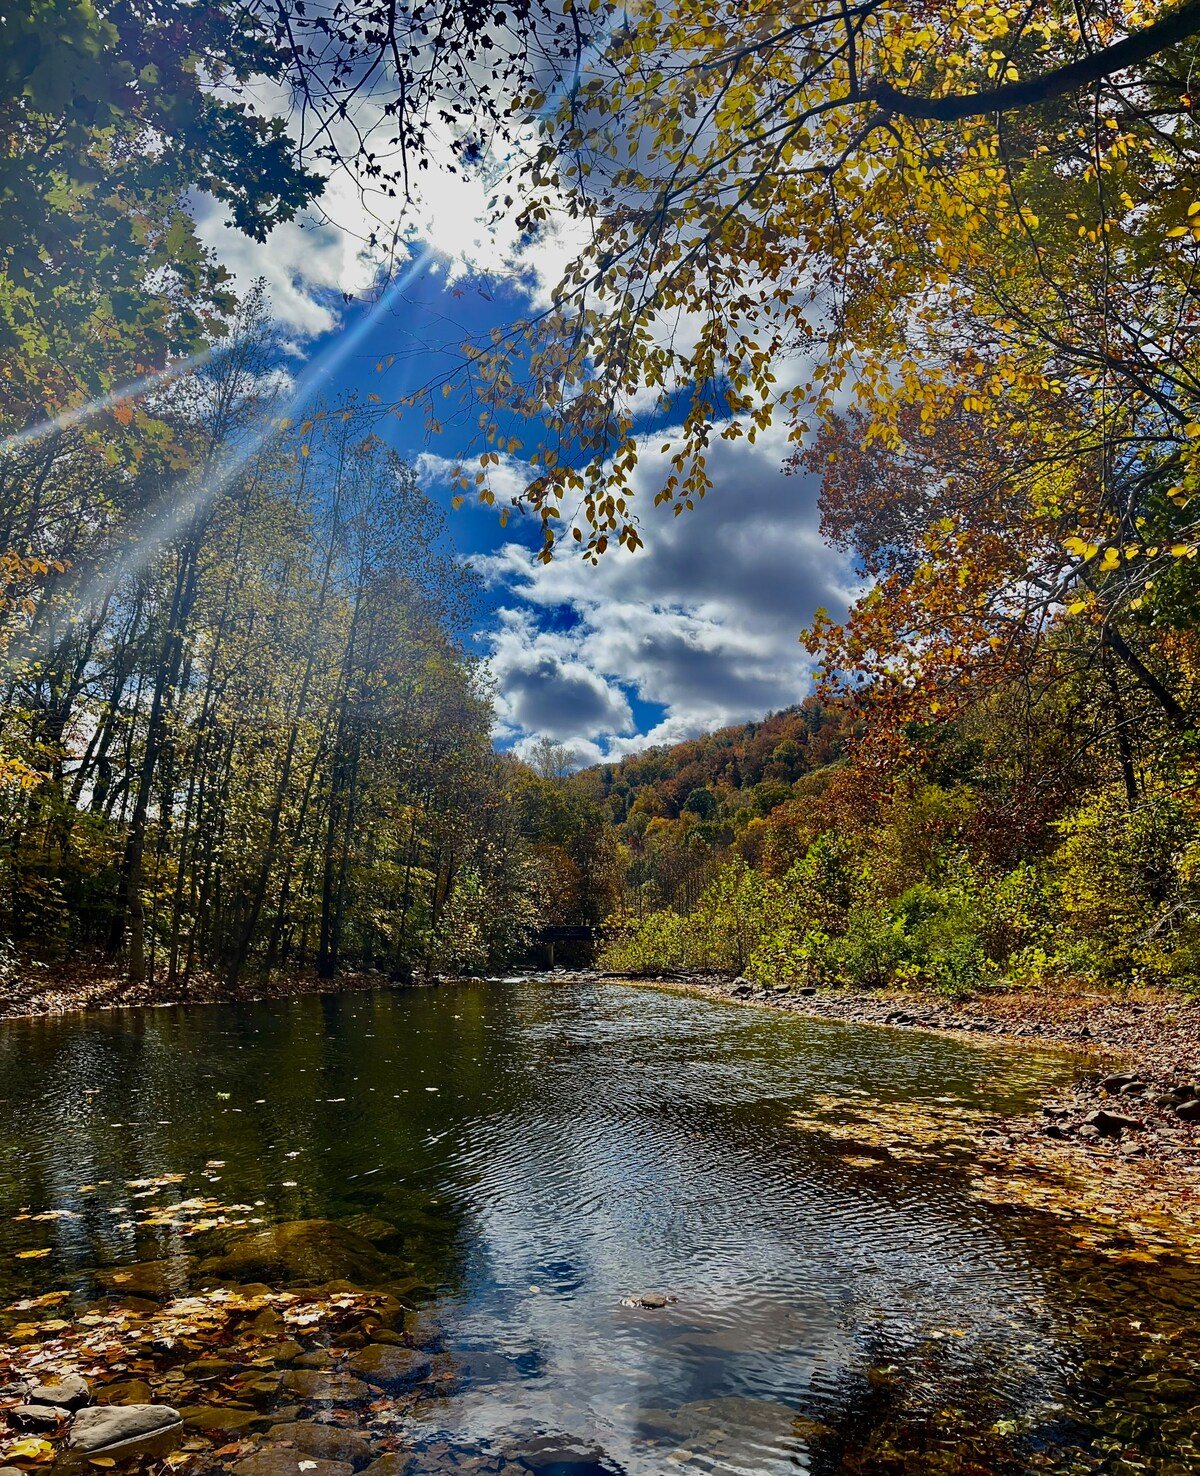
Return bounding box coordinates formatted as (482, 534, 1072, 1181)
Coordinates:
(413, 0, 1200, 593)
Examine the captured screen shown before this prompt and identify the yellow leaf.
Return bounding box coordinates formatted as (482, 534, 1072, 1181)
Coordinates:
(1185, 424, 1200, 438)
(6, 1438, 54, 1462)
(14, 1248, 52, 1259)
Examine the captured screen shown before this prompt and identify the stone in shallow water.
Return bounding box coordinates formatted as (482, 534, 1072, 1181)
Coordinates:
(345, 1345, 432, 1390)
(200, 1221, 391, 1286)
(234, 1452, 352, 1476)
(68, 1403, 182, 1458)
(267, 1420, 376, 1466)
(280, 1369, 372, 1404)
(27, 1374, 89, 1409)
(515, 1433, 620, 1473)
(98, 1260, 189, 1302)
(9, 1405, 63, 1430)
(360, 1457, 416, 1476)
(181, 1406, 264, 1435)
(96, 1379, 154, 1405)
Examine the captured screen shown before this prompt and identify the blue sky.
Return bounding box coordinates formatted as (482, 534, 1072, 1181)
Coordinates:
(192, 178, 858, 766)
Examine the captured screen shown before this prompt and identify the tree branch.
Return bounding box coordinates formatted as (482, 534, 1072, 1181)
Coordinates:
(870, 0, 1200, 121)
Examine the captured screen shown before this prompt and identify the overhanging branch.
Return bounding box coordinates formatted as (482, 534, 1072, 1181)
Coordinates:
(870, 0, 1200, 120)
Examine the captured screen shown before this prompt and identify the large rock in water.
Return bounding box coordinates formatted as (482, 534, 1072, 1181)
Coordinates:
(199, 1220, 392, 1286)
(67, 1404, 182, 1460)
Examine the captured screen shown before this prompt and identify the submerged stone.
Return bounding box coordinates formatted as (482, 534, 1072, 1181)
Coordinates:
(345, 1344, 432, 1390)
(96, 1379, 154, 1405)
(266, 1420, 376, 1466)
(280, 1369, 372, 1404)
(199, 1220, 392, 1286)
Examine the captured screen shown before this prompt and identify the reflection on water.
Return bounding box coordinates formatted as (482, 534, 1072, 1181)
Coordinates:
(0, 982, 1119, 1472)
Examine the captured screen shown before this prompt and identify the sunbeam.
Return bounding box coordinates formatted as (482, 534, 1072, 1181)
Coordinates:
(0, 348, 225, 458)
(5, 249, 441, 676)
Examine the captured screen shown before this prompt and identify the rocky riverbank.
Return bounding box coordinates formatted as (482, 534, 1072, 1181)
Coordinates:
(0, 1219, 581, 1476)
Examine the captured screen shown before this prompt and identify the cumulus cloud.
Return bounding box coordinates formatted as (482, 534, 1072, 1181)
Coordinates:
(450, 419, 861, 762)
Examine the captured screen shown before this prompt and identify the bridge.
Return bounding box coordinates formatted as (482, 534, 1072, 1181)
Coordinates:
(534, 924, 608, 968)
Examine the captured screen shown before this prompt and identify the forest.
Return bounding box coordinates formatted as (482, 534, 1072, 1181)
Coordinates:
(5, 2, 1200, 1475)
(3, 0, 1200, 1009)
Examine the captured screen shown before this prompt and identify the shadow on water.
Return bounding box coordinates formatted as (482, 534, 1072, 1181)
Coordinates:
(0, 981, 1198, 1474)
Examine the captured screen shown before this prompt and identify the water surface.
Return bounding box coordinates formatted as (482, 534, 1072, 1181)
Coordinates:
(0, 981, 1170, 1473)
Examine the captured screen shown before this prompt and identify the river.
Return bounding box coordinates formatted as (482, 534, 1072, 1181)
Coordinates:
(0, 980, 1195, 1474)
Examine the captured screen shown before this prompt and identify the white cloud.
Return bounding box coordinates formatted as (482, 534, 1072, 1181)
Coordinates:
(446, 419, 862, 762)
(416, 450, 540, 504)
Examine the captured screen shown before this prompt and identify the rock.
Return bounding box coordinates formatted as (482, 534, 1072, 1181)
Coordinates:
(96, 1380, 154, 1406)
(238, 1373, 285, 1408)
(1101, 1072, 1137, 1092)
(1118, 1081, 1148, 1095)
(1084, 1109, 1141, 1137)
(798, 986, 817, 996)
(340, 1215, 404, 1251)
(234, 1452, 352, 1476)
(345, 1345, 432, 1391)
(98, 1260, 188, 1302)
(363, 1328, 407, 1348)
(185, 1358, 241, 1381)
(9, 1405, 64, 1430)
(399, 1310, 443, 1350)
(292, 1349, 335, 1369)
(516, 1434, 617, 1472)
(622, 1292, 676, 1309)
(266, 1420, 375, 1466)
(113, 1295, 161, 1315)
(68, 1404, 183, 1459)
(1175, 1098, 1200, 1122)
(1078, 1124, 1101, 1139)
(27, 1374, 90, 1409)
(259, 1340, 305, 1365)
(181, 1406, 264, 1435)
(771, 982, 790, 994)
(361, 1457, 416, 1476)
(280, 1369, 372, 1404)
(199, 1220, 391, 1287)
(730, 980, 753, 997)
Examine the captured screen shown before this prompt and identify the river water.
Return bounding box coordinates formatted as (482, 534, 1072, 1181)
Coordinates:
(0, 981, 1194, 1474)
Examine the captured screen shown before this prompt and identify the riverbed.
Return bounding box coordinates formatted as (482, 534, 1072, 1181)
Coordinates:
(1, 980, 1198, 1474)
